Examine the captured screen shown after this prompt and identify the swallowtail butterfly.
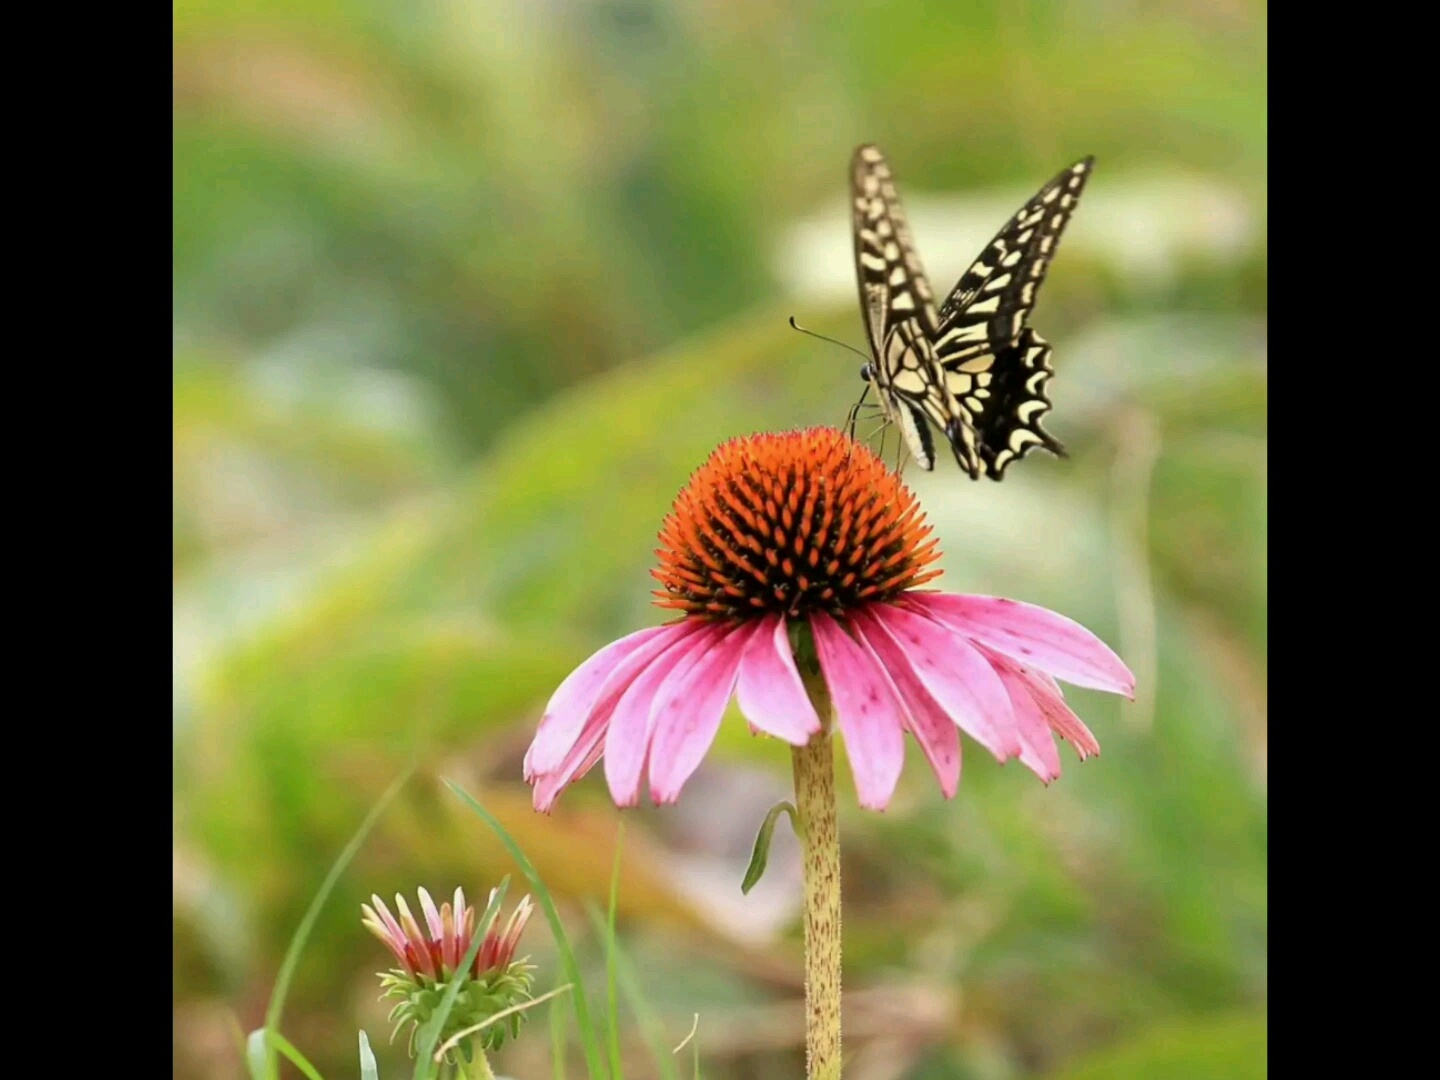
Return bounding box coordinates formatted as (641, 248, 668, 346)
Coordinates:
(850, 144, 1092, 478)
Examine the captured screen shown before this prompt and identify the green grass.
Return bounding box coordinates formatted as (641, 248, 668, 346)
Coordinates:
(249, 765, 416, 1080)
(240, 765, 700, 1080)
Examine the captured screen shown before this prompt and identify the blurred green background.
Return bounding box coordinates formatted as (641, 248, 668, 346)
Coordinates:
(173, 1, 1266, 1077)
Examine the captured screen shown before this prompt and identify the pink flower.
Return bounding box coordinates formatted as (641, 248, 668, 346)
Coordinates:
(525, 428, 1134, 812)
(361, 886, 534, 982)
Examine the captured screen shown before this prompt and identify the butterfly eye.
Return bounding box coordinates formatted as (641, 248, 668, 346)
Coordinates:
(859, 365, 872, 382)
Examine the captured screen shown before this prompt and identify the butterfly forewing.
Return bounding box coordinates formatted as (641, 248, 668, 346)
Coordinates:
(935, 158, 1093, 347)
(850, 145, 977, 475)
(932, 157, 1092, 478)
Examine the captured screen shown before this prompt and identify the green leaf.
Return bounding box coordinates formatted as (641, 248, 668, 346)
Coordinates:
(260, 766, 415, 1079)
(741, 801, 798, 895)
(359, 1031, 380, 1080)
(445, 779, 609, 1080)
(412, 876, 508, 1080)
(268, 1031, 328, 1080)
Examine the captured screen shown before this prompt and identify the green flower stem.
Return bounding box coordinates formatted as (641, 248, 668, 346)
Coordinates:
(462, 1044, 496, 1080)
(791, 676, 842, 1080)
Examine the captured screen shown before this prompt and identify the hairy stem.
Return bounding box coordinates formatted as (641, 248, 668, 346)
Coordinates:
(791, 715, 842, 1079)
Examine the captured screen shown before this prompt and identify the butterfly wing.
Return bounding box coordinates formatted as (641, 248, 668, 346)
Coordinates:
(932, 158, 1093, 478)
(851, 144, 978, 475)
(973, 328, 1066, 478)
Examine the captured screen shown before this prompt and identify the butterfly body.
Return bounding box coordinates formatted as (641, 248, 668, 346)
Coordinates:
(849, 144, 1092, 479)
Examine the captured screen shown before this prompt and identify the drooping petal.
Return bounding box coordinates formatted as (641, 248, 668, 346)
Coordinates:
(975, 644, 1063, 782)
(906, 593, 1135, 698)
(809, 611, 904, 810)
(1008, 653, 1101, 759)
(527, 624, 679, 776)
(850, 608, 960, 798)
(603, 622, 724, 806)
(868, 602, 1021, 762)
(735, 613, 822, 745)
(648, 621, 759, 804)
(532, 714, 609, 812)
(530, 622, 706, 811)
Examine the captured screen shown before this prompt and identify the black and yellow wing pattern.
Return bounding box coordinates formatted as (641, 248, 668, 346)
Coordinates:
(850, 144, 974, 474)
(932, 157, 1093, 478)
(847, 146, 1092, 479)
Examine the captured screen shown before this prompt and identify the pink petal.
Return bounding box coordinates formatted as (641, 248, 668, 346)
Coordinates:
(368, 894, 406, 947)
(1011, 657, 1101, 759)
(395, 895, 437, 978)
(868, 603, 1021, 763)
(527, 624, 679, 776)
(850, 609, 960, 799)
(647, 621, 759, 804)
(532, 716, 608, 812)
(361, 904, 408, 962)
(906, 593, 1135, 698)
(975, 644, 1063, 783)
(603, 622, 725, 806)
(417, 887, 444, 941)
(809, 611, 904, 811)
(735, 613, 822, 745)
(440, 902, 458, 972)
(529, 622, 705, 810)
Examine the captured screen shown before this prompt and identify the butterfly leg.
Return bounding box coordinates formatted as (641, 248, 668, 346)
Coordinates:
(867, 414, 894, 465)
(845, 382, 872, 440)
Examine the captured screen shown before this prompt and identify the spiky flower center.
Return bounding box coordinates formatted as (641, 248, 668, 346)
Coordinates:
(652, 427, 941, 618)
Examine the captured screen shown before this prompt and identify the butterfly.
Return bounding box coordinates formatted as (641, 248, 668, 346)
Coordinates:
(850, 143, 1093, 478)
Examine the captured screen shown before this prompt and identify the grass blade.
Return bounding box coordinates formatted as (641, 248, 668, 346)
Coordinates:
(246, 1029, 268, 1080)
(269, 1031, 328, 1080)
(260, 765, 415, 1079)
(584, 906, 680, 1080)
(444, 779, 610, 1080)
(604, 823, 625, 1080)
(412, 876, 510, 1080)
(550, 980, 569, 1080)
(359, 1031, 380, 1080)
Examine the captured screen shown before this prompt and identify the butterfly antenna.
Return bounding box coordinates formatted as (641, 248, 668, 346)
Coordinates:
(788, 317, 873, 364)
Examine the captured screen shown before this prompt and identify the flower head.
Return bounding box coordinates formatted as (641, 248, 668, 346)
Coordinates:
(362, 887, 535, 1057)
(525, 427, 1134, 812)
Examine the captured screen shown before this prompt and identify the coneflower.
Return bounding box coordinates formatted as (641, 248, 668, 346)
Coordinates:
(524, 426, 1133, 1080)
(362, 887, 535, 1067)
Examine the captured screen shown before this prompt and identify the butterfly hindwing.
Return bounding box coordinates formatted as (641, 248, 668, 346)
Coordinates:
(850, 145, 977, 474)
(972, 328, 1066, 479)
